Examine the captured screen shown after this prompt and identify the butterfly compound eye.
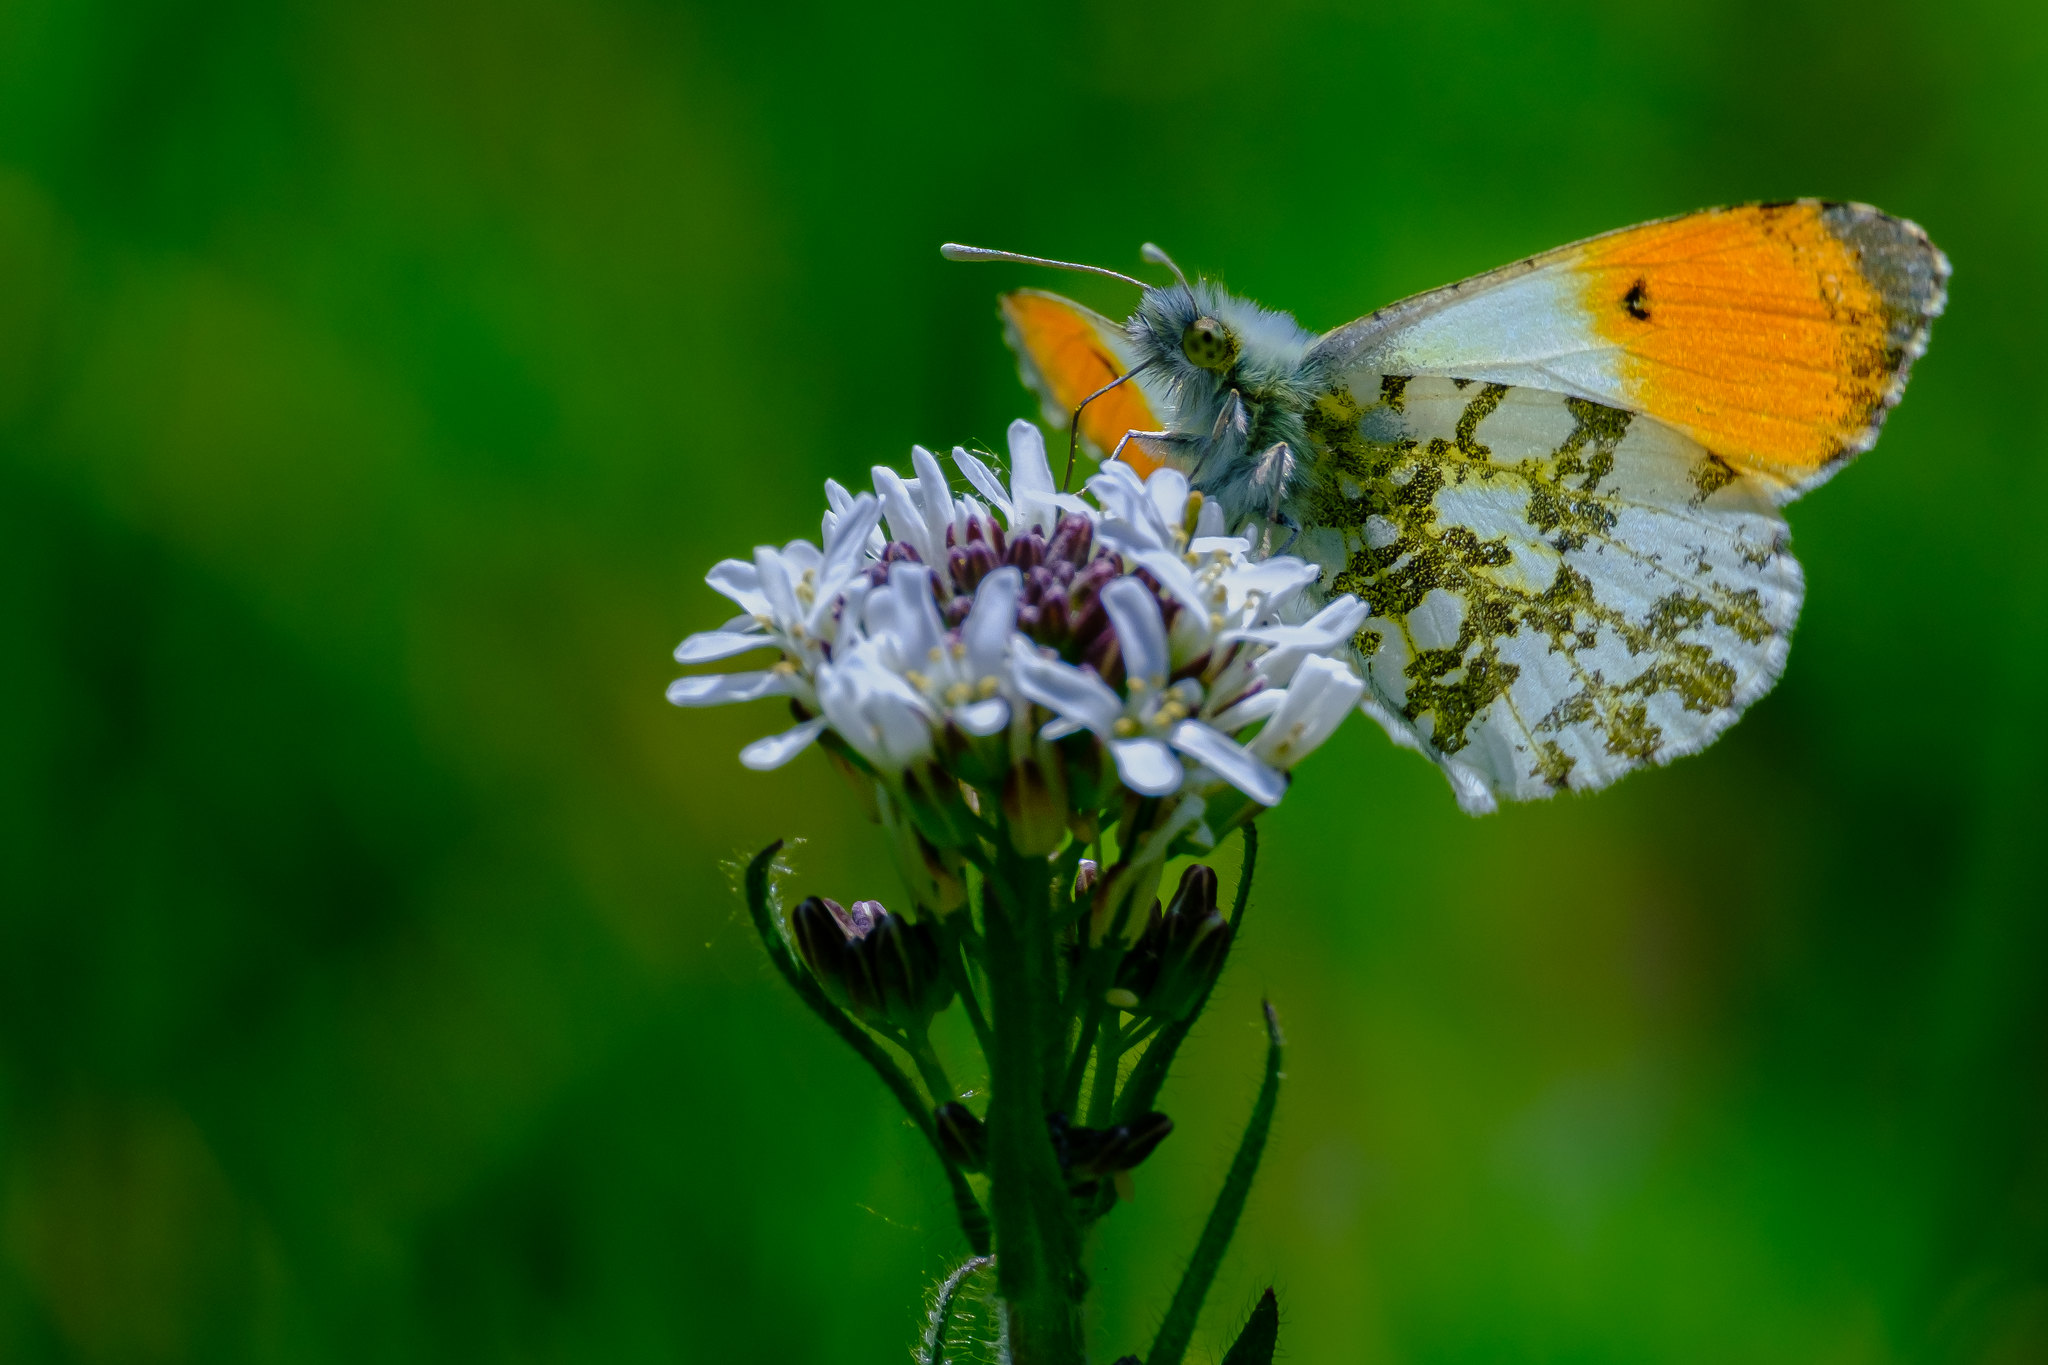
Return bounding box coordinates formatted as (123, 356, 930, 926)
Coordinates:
(1180, 316, 1238, 371)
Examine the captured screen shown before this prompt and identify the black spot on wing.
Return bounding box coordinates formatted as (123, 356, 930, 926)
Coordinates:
(1623, 278, 1651, 321)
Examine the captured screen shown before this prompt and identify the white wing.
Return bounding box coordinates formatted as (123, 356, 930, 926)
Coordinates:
(1292, 377, 1803, 813)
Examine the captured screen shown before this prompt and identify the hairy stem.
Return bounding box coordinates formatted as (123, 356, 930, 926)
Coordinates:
(981, 838, 1085, 1364)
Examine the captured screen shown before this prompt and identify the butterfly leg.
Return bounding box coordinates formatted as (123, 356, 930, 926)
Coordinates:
(1270, 510, 1303, 556)
(1108, 429, 1197, 466)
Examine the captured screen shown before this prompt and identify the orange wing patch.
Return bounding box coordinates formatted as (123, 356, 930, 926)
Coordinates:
(999, 290, 1164, 477)
(1576, 201, 1948, 491)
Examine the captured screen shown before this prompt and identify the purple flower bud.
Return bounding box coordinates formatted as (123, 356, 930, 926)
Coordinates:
(788, 894, 955, 1031)
(1046, 513, 1094, 567)
(1082, 625, 1125, 690)
(1134, 567, 1180, 627)
(1034, 592, 1070, 641)
(1006, 531, 1044, 572)
(1113, 864, 1231, 1023)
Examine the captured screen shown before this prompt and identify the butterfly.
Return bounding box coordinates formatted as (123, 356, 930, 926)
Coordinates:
(944, 201, 1949, 813)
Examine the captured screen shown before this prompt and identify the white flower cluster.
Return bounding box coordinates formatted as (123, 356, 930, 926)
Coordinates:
(670, 420, 1366, 848)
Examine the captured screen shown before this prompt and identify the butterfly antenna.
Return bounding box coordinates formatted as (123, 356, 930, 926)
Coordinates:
(940, 243, 1150, 290)
(1141, 242, 1199, 310)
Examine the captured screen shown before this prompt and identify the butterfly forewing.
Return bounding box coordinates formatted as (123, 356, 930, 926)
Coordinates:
(998, 289, 1166, 476)
(1292, 377, 1804, 812)
(1309, 201, 1948, 499)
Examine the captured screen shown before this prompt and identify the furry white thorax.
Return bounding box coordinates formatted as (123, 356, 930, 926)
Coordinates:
(1124, 281, 1322, 535)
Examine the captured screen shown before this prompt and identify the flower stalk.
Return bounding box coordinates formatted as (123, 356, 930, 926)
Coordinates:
(688, 423, 1356, 1361)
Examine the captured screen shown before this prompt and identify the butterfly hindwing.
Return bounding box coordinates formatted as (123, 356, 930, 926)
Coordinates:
(1310, 201, 1949, 499)
(1291, 377, 1804, 813)
(999, 289, 1166, 477)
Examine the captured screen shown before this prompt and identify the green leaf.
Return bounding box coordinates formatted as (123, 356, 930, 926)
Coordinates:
(1143, 1000, 1284, 1365)
(1219, 1289, 1279, 1365)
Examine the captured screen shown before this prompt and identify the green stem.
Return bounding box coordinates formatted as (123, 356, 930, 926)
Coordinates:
(907, 1028, 956, 1105)
(949, 938, 996, 1058)
(742, 842, 990, 1256)
(1086, 1012, 1121, 1129)
(981, 838, 1085, 1364)
(1144, 1002, 1285, 1365)
(1060, 994, 1105, 1115)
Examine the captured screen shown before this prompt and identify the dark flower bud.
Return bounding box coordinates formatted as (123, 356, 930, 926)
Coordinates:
(943, 595, 973, 628)
(1133, 567, 1180, 627)
(1045, 1110, 1174, 1190)
(1081, 625, 1124, 690)
(1034, 592, 1070, 641)
(934, 1102, 987, 1172)
(1046, 512, 1094, 567)
(967, 540, 1000, 589)
(1006, 531, 1044, 572)
(1113, 864, 1231, 1022)
(788, 895, 956, 1032)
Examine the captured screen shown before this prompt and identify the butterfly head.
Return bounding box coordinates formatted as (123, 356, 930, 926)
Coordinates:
(1126, 271, 1316, 405)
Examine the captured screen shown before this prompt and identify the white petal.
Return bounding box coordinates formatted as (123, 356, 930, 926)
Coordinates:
(1209, 686, 1287, 732)
(872, 465, 935, 561)
(819, 491, 882, 593)
(674, 629, 772, 664)
(962, 567, 1021, 675)
(1126, 547, 1211, 622)
(1010, 639, 1123, 735)
(1007, 419, 1055, 499)
(740, 717, 828, 770)
(1144, 466, 1191, 535)
(1189, 535, 1251, 556)
(1239, 595, 1371, 685)
(705, 558, 771, 617)
(911, 445, 957, 550)
(780, 538, 823, 575)
(890, 561, 947, 661)
(954, 698, 1011, 736)
(1169, 719, 1286, 805)
(1247, 655, 1365, 767)
(1222, 556, 1320, 612)
(952, 446, 1013, 517)
(1110, 737, 1182, 796)
(1102, 577, 1170, 685)
(755, 546, 801, 625)
(1087, 462, 1169, 549)
(666, 670, 797, 706)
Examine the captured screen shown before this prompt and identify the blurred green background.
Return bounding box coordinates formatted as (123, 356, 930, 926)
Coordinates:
(1, 0, 2044, 1360)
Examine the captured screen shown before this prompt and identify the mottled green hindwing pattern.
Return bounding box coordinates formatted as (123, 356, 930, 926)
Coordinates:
(1289, 375, 1804, 812)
